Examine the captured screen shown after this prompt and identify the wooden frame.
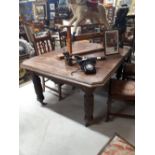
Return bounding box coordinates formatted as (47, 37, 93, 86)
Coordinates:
(33, 2, 47, 20)
(104, 30, 119, 55)
(65, 25, 105, 55)
(49, 3, 55, 11)
(50, 12, 55, 19)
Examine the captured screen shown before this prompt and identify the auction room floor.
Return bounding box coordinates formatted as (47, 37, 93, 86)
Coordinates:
(19, 81, 135, 155)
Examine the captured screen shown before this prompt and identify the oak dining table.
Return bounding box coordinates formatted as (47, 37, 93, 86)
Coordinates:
(21, 42, 130, 126)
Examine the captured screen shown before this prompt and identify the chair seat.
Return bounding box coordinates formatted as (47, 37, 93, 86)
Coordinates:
(123, 63, 135, 76)
(110, 80, 135, 100)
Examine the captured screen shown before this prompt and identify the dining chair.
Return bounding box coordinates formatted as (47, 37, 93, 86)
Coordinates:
(122, 63, 135, 80)
(124, 27, 135, 47)
(23, 22, 35, 44)
(33, 32, 63, 100)
(58, 29, 67, 48)
(33, 32, 55, 55)
(116, 47, 134, 80)
(106, 79, 135, 121)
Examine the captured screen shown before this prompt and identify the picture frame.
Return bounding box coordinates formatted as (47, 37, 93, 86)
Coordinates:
(33, 2, 47, 20)
(49, 3, 55, 11)
(104, 30, 119, 55)
(50, 12, 55, 19)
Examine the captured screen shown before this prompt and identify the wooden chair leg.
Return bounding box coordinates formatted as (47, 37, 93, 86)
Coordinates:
(42, 77, 45, 92)
(105, 97, 112, 122)
(58, 84, 62, 101)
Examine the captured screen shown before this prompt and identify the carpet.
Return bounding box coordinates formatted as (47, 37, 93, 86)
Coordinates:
(97, 133, 135, 155)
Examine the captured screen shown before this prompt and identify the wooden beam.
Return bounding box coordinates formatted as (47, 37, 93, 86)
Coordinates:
(66, 26, 72, 55)
(61, 23, 105, 29)
(74, 32, 104, 41)
(57, 47, 105, 59)
(65, 25, 105, 55)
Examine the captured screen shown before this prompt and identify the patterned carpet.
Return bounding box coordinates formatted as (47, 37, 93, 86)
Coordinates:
(98, 133, 135, 155)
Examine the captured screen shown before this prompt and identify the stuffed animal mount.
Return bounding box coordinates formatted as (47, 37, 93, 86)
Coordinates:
(67, 0, 110, 34)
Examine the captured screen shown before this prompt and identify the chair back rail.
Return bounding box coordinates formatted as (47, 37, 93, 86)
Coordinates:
(33, 33, 55, 56)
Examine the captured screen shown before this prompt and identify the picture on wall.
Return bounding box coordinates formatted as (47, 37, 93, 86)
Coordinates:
(36, 5, 45, 16)
(33, 2, 47, 20)
(49, 3, 55, 10)
(19, 2, 34, 21)
(50, 12, 55, 19)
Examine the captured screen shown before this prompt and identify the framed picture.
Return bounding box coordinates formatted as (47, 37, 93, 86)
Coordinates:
(104, 30, 119, 55)
(50, 12, 55, 19)
(49, 3, 55, 11)
(19, 2, 34, 21)
(33, 2, 47, 20)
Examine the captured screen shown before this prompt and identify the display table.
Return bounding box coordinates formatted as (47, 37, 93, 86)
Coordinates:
(21, 42, 130, 126)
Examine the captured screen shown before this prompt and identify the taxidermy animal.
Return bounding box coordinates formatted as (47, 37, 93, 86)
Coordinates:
(67, 0, 110, 34)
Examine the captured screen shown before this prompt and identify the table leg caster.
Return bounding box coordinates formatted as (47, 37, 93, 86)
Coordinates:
(37, 98, 47, 106)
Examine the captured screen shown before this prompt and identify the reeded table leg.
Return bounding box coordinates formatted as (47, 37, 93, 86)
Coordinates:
(83, 88, 95, 127)
(31, 72, 46, 105)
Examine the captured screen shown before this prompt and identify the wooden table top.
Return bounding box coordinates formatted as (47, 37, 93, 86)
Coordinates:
(21, 42, 130, 88)
(57, 41, 104, 55)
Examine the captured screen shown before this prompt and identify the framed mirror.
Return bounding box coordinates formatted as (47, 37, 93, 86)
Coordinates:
(104, 30, 119, 55)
